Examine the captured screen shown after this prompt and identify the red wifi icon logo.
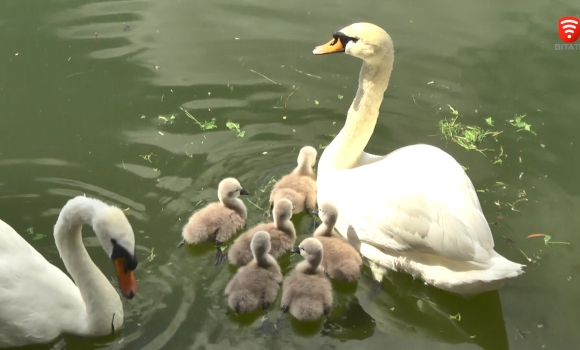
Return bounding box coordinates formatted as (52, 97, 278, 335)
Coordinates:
(558, 16, 580, 43)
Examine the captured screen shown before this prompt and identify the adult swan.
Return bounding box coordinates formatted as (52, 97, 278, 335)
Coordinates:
(312, 22, 524, 295)
(0, 195, 138, 348)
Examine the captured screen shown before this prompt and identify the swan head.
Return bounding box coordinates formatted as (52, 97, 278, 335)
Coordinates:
(291, 237, 323, 267)
(92, 206, 138, 299)
(297, 146, 318, 168)
(318, 202, 338, 227)
(273, 198, 293, 223)
(217, 178, 250, 203)
(312, 22, 393, 62)
(250, 231, 272, 259)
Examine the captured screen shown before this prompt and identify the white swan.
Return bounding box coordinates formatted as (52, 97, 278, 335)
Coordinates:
(0, 195, 138, 348)
(312, 22, 524, 295)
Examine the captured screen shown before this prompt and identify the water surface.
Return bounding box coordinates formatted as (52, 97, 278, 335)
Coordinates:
(1, 0, 579, 349)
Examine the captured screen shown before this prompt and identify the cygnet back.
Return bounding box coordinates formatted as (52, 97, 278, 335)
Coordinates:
(227, 198, 296, 266)
(224, 231, 283, 314)
(280, 238, 333, 321)
(314, 203, 362, 282)
(269, 146, 318, 216)
(179, 177, 249, 264)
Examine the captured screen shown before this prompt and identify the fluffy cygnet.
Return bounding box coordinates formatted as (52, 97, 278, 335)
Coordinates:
(228, 198, 296, 266)
(281, 238, 333, 321)
(269, 146, 318, 219)
(313, 202, 362, 282)
(179, 177, 249, 264)
(225, 231, 283, 315)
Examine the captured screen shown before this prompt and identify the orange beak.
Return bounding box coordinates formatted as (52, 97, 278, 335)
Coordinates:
(114, 257, 137, 299)
(313, 37, 345, 55)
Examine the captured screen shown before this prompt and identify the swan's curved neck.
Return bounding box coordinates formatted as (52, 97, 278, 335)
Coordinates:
(294, 162, 314, 177)
(319, 54, 393, 170)
(313, 222, 334, 237)
(54, 196, 121, 335)
(223, 198, 247, 220)
(256, 254, 275, 269)
(275, 218, 295, 237)
(297, 258, 321, 275)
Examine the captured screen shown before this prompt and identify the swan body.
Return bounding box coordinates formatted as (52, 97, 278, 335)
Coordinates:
(225, 231, 283, 314)
(180, 177, 249, 264)
(313, 202, 362, 283)
(281, 238, 332, 321)
(313, 22, 524, 295)
(269, 146, 318, 216)
(180, 177, 249, 246)
(228, 198, 296, 266)
(0, 196, 138, 348)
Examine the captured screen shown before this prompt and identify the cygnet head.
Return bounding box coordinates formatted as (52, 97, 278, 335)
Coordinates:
(217, 177, 250, 203)
(273, 198, 293, 223)
(291, 237, 323, 268)
(297, 146, 318, 168)
(250, 231, 272, 260)
(312, 22, 393, 62)
(318, 202, 338, 227)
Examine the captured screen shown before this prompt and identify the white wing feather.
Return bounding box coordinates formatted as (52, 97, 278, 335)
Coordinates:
(0, 219, 85, 347)
(320, 144, 495, 266)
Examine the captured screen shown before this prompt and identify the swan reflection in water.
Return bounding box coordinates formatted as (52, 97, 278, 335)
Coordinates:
(333, 265, 511, 350)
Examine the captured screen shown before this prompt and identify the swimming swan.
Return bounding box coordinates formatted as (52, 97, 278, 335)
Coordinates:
(0, 195, 138, 348)
(313, 202, 362, 283)
(228, 198, 296, 266)
(224, 231, 283, 315)
(179, 177, 250, 264)
(312, 22, 524, 295)
(269, 146, 318, 217)
(281, 238, 332, 321)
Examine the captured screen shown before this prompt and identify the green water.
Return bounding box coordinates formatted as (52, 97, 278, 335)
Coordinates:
(1, 0, 579, 349)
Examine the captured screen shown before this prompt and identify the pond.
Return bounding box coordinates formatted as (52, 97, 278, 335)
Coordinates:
(1, 0, 579, 349)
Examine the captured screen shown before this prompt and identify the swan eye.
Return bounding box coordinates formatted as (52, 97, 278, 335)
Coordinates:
(334, 32, 359, 47)
(110, 238, 138, 271)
